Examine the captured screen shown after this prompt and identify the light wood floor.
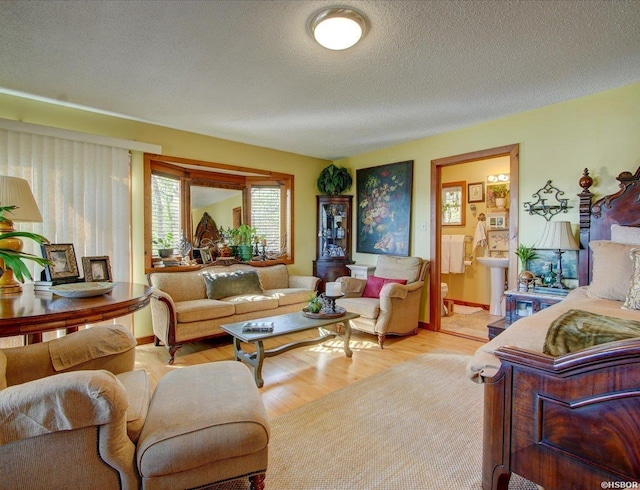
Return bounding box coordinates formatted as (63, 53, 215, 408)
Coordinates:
(135, 328, 485, 418)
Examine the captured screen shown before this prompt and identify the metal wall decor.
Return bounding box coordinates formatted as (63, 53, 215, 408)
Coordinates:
(523, 180, 572, 221)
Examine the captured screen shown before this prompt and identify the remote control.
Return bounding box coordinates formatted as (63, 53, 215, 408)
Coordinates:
(242, 326, 274, 333)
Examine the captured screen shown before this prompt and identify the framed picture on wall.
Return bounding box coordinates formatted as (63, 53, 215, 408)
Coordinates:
(356, 160, 413, 256)
(468, 182, 485, 203)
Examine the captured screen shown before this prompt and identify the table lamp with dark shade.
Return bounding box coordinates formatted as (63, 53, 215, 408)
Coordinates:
(0, 176, 44, 294)
(536, 220, 579, 291)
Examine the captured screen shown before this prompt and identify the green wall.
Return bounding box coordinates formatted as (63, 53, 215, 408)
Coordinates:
(2, 80, 639, 332)
(0, 93, 328, 337)
(336, 81, 640, 322)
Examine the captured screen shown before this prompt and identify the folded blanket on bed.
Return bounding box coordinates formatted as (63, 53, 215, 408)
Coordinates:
(544, 309, 640, 356)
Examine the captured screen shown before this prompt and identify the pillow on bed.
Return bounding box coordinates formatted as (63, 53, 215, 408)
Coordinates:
(587, 241, 636, 301)
(203, 270, 264, 300)
(611, 224, 640, 245)
(622, 248, 640, 310)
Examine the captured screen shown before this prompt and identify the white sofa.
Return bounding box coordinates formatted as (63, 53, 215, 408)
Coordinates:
(148, 263, 319, 363)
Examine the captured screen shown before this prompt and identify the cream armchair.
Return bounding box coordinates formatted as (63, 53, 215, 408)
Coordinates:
(336, 256, 429, 348)
(0, 325, 270, 490)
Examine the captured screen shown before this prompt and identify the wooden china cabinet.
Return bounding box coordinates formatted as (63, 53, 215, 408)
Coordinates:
(313, 195, 353, 292)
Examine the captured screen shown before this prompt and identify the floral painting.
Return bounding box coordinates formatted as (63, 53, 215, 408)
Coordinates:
(356, 160, 413, 256)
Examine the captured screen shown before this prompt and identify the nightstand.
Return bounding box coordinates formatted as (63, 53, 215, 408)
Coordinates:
(487, 289, 565, 339)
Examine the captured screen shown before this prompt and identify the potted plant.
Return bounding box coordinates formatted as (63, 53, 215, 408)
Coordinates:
(491, 184, 508, 209)
(153, 233, 174, 258)
(515, 243, 538, 291)
(0, 205, 51, 285)
(306, 293, 324, 314)
(234, 224, 256, 261)
(317, 164, 353, 195)
(216, 227, 233, 257)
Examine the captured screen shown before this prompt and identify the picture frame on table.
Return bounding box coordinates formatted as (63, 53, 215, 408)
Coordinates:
(41, 243, 80, 282)
(468, 182, 485, 203)
(82, 256, 113, 282)
(194, 248, 212, 264)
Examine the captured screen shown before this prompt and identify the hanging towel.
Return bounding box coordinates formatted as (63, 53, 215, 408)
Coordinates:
(441, 235, 451, 274)
(449, 235, 466, 273)
(473, 220, 487, 250)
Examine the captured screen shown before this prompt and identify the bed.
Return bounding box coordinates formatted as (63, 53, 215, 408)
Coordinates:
(467, 167, 640, 489)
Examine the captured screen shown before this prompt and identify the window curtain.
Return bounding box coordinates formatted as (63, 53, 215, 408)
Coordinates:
(0, 129, 131, 334)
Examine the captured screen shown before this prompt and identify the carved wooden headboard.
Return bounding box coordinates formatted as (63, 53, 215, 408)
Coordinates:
(578, 166, 640, 285)
(193, 212, 220, 248)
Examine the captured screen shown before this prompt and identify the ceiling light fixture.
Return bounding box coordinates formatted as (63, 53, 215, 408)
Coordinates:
(487, 173, 510, 183)
(310, 8, 368, 50)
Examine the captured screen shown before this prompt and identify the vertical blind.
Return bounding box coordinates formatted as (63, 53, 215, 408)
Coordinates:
(0, 129, 131, 334)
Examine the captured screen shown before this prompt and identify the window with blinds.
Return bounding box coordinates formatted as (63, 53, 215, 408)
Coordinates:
(151, 173, 181, 254)
(251, 186, 281, 252)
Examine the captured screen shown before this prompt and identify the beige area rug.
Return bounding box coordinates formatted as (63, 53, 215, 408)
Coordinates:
(211, 352, 536, 490)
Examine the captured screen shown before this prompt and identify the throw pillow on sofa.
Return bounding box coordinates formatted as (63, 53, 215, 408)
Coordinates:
(203, 270, 264, 300)
(362, 276, 407, 298)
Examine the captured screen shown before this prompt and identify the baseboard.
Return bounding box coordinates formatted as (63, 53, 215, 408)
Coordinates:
(136, 335, 155, 345)
(419, 320, 436, 331)
(441, 330, 489, 342)
(447, 300, 489, 310)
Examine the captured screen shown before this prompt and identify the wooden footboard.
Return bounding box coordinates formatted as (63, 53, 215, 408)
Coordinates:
(483, 339, 640, 489)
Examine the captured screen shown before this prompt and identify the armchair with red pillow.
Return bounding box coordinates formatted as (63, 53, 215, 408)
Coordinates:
(336, 256, 429, 347)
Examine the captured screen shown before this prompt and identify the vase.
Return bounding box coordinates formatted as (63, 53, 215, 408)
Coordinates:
(495, 197, 506, 209)
(218, 243, 232, 257)
(237, 245, 253, 262)
(518, 270, 535, 291)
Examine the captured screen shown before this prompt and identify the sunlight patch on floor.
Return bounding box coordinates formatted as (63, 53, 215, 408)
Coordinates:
(307, 338, 378, 353)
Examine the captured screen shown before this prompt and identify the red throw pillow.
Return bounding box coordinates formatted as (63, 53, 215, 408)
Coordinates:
(362, 276, 408, 298)
(362, 276, 386, 298)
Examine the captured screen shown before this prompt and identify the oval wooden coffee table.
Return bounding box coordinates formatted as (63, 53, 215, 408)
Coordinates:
(0, 282, 152, 343)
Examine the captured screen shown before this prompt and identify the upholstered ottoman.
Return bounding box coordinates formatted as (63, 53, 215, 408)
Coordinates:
(136, 361, 270, 490)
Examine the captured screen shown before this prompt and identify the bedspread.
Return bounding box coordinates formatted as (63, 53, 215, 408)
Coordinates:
(466, 286, 640, 383)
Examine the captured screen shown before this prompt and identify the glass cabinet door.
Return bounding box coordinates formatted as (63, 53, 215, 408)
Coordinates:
(314, 195, 353, 291)
(316, 195, 352, 262)
(320, 202, 348, 259)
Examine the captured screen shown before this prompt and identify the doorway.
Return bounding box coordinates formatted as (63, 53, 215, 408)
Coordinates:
(429, 144, 520, 333)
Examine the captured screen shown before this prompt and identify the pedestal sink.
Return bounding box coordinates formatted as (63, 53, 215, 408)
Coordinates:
(477, 256, 509, 316)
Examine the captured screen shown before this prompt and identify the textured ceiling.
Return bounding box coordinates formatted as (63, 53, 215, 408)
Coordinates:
(1, 0, 640, 160)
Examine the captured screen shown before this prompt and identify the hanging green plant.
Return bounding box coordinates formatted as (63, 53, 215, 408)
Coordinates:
(317, 164, 353, 195)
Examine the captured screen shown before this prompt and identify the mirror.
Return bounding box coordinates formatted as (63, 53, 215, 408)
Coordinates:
(144, 153, 293, 270)
(190, 186, 243, 241)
